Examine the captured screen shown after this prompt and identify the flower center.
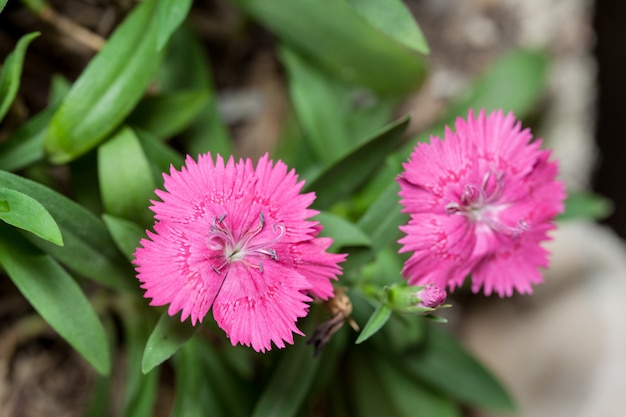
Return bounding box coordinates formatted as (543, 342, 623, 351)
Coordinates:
(444, 171, 528, 237)
(206, 212, 285, 274)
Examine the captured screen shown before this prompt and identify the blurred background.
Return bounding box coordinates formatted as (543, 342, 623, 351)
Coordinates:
(0, 0, 624, 416)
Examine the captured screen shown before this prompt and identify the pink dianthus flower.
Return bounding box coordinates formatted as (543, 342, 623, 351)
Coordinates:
(133, 153, 345, 352)
(397, 109, 565, 297)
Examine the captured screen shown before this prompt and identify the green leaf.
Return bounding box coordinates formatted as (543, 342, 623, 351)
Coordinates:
(358, 181, 406, 253)
(0, 0, 7, 14)
(0, 32, 39, 122)
(280, 47, 353, 162)
(0, 170, 134, 289)
(372, 354, 460, 417)
(127, 90, 209, 139)
(45, 0, 165, 163)
(231, 0, 427, 96)
(445, 49, 549, 122)
(401, 324, 516, 411)
(102, 214, 146, 262)
(355, 304, 392, 344)
(346, 0, 429, 54)
(0, 187, 63, 245)
(158, 25, 233, 156)
(170, 337, 226, 417)
(0, 104, 53, 171)
(97, 126, 156, 227)
(156, 0, 193, 50)
(559, 190, 613, 221)
(0, 225, 110, 374)
(281, 47, 397, 164)
(0, 74, 72, 171)
(305, 116, 409, 209)
(141, 312, 197, 374)
(251, 338, 320, 417)
(199, 343, 254, 417)
(316, 211, 371, 251)
(347, 351, 397, 417)
(82, 374, 112, 417)
(135, 128, 184, 186)
(119, 304, 159, 417)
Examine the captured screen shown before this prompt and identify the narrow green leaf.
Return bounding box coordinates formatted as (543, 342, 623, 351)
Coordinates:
(0, 105, 52, 171)
(231, 0, 427, 96)
(444, 49, 549, 126)
(358, 181, 406, 253)
(0, 32, 39, 122)
(200, 343, 255, 417)
(281, 47, 353, 162)
(0, 226, 110, 374)
(251, 338, 320, 417)
(127, 90, 209, 139)
(156, 0, 193, 50)
(346, 0, 429, 54)
(305, 116, 409, 209)
(170, 337, 228, 417)
(0, 74, 72, 171)
(45, 0, 164, 163)
(373, 354, 460, 417)
(0, 0, 7, 14)
(559, 190, 613, 221)
(82, 374, 112, 417)
(355, 304, 392, 344)
(158, 25, 233, 156)
(98, 126, 156, 227)
(0, 187, 63, 245)
(82, 316, 116, 417)
(347, 351, 398, 417)
(119, 304, 159, 417)
(316, 211, 371, 250)
(135, 128, 184, 186)
(401, 324, 516, 411)
(0, 170, 134, 289)
(102, 214, 146, 262)
(142, 312, 197, 374)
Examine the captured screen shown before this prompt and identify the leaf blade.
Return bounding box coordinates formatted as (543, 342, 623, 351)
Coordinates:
(0, 226, 110, 374)
(45, 0, 164, 163)
(401, 324, 516, 411)
(97, 126, 156, 227)
(0, 170, 134, 289)
(305, 116, 409, 209)
(156, 0, 193, 50)
(231, 0, 427, 96)
(346, 0, 429, 54)
(0, 187, 63, 245)
(141, 312, 197, 374)
(0, 32, 40, 122)
(355, 304, 392, 344)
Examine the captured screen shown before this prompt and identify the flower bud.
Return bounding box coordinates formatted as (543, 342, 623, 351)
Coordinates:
(415, 284, 446, 308)
(387, 283, 447, 313)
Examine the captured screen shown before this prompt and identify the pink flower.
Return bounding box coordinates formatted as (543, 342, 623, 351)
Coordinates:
(397, 109, 565, 297)
(133, 153, 345, 352)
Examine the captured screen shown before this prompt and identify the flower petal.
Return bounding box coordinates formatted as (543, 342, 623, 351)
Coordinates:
(213, 261, 312, 352)
(398, 213, 476, 291)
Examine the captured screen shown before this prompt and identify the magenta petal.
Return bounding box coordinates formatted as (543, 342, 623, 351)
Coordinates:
(398, 214, 476, 291)
(212, 261, 312, 352)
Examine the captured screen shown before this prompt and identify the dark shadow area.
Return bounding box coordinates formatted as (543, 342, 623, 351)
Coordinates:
(593, 1, 626, 238)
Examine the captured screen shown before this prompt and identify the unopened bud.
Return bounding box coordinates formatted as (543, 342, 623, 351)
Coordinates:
(387, 283, 448, 313)
(415, 284, 446, 308)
